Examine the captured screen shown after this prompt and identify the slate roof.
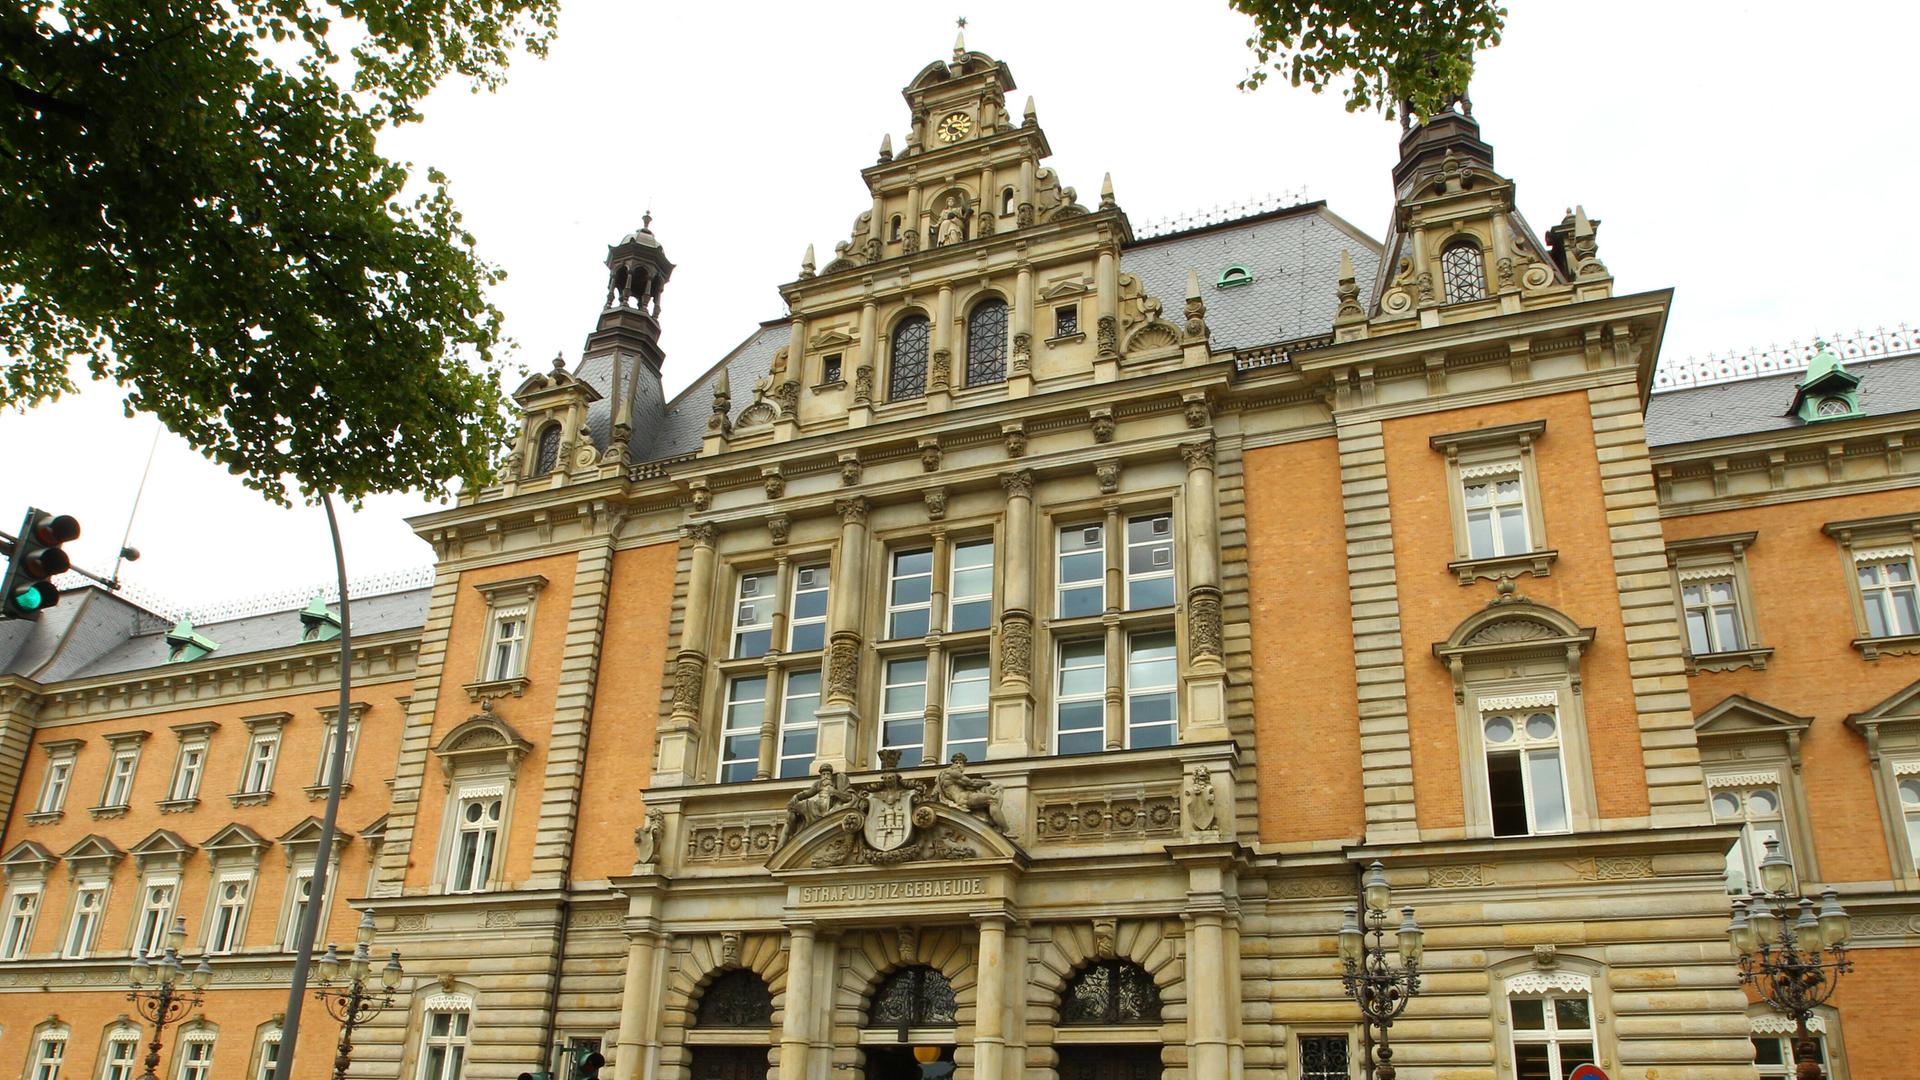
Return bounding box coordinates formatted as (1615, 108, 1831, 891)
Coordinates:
(1645, 352, 1920, 447)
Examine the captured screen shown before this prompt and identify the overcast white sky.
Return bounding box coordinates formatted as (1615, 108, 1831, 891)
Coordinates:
(5, 0, 1917, 613)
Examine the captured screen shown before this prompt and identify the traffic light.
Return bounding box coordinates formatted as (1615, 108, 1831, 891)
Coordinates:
(574, 1049, 605, 1079)
(1, 509, 79, 621)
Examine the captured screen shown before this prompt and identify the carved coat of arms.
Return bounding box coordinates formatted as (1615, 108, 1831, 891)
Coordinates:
(863, 778, 916, 852)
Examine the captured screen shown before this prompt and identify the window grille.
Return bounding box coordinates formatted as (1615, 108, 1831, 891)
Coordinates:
(1060, 960, 1162, 1024)
(889, 316, 930, 401)
(1442, 241, 1488, 303)
(966, 299, 1009, 386)
(868, 966, 957, 1038)
(696, 970, 775, 1028)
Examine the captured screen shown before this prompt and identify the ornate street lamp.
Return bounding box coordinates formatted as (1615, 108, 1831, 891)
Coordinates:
(1728, 839, 1852, 1080)
(1339, 861, 1423, 1080)
(127, 917, 213, 1080)
(313, 912, 405, 1080)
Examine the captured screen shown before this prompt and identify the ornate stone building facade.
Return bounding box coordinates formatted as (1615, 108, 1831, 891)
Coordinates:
(3, 35, 1918, 1080)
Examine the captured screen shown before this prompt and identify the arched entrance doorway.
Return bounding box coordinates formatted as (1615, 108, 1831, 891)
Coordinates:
(862, 965, 957, 1079)
(688, 969, 774, 1080)
(1054, 958, 1164, 1080)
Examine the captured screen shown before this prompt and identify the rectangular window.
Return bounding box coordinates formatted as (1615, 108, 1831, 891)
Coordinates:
(776, 670, 822, 780)
(1299, 1034, 1351, 1080)
(1056, 525, 1105, 618)
(718, 675, 767, 784)
(1055, 640, 1106, 755)
(1712, 784, 1791, 895)
(1859, 557, 1920, 638)
(170, 742, 207, 801)
(208, 876, 251, 954)
(1681, 575, 1746, 654)
(945, 653, 991, 763)
(731, 572, 775, 658)
(1753, 1034, 1827, 1078)
(36, 754, 74, 814)
(135, 879, 178, 957)
(283, 870, 315, 949)
(485, 607, 529, 680)
(1125, 631, 1178, 748)
(316, 718, 361, 787)
(451, 794, 503, 893)
(1902, 772, 1920, 867)
(1125, 514, 1175, 609)
(177, 1039, 215, 1080)
(1054, 304, 1079, 338)
(241, 732, 279, 794)
(256, 1035, 283, 1080)
(1484, 708, 1569, 836)
(787, 565, 830, 652)
(103, 1038, 138, 1080)
(62, 882, 105, 958)
(420, 1010, 470, 1080)
(1463, 466, 1530, 559)
(948, 540, 995, 632)
(1510, 994, 1595, 1080)
(102, 748, 139, 807)
(31, 1035, 64, 1080)
(3, 887, 39, 959)
(880, 657, 929, 766)
(886, 550, 934, 640)
(821, 353, 843, 384)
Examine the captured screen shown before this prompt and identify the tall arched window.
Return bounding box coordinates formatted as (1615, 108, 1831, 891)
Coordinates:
(1001, 187, 1016, 216)
(534, 423, 562, 475)
(867, 965, 956, 1038)
(966, 298, 1009, 386)
(1441, 239, 1488, 304)
(1060, 959, 1162, 1025)
(889, 315, 930, 401)
(889, 214, 903, 242)
(696, 970, 774, 1029)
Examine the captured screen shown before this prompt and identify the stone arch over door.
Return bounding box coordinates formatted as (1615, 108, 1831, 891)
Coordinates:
(1023, 919, 1187, 1080)
(656, 933, 790, 1080)
(829, 926, 977, 1078)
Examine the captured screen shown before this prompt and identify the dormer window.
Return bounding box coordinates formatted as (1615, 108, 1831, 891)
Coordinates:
(165, 617, 218, 663)
(1788, 342, 1863, 423)
(534, 422, 562, 474)
(1215, 265, 1254, 289)
(1441, 239, 1488, 303)
(1817, 396, 1854, 418)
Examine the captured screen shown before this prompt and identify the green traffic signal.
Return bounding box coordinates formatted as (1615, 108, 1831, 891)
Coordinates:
(13, 582, 49, 611)
(2, 508, 79, 621)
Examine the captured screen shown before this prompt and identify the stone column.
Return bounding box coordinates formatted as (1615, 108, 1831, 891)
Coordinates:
(1095, 247, 1120, 377)
(972, 916, 1009, 1080)
(816, 499, 868, 770)
(778, 923, 817, 1080)
(1018, 159, 1035, 225)
(924, 529, 949, 762)
(905, 184, 923, 253)
(778, 316, 805, 440)
(612, 928, 661, 1080)
(655, 523, 716, 786)
(1103, 504, 1124, 749)
(1010, 266, 1034, 396)
(1182, 440, 1229, 742)
(1187, 911, 1231, 1079)
(989, 471, 1036, 759)
(930, 283, 955, 409)
(852, 299, 878, 427)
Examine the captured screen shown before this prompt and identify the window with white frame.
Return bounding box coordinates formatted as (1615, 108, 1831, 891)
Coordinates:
(1056, 524, 1105, 618)
(35, 747, 76, 815)
(1125, 632, 1178, 748)
(3, 885, 40, 958)
(886, 549, 934, 640)
(1482, 701, 1570, 837)
(101, 744, 140, 808)
(1463, 463, 1530, 560)
(240, 729, 279, 795)
(717, 675, 767, 784)
(1054, 640, 1106, 755)
(1124, 514, 1175, 610)
(176, 1034, 215, 1080)
(1710, 777, 1791, 895)
(731, 572, 775, 658)
(1508, 989, 1596, 1080)
(134, 878, 177, 957)
(282, 869, 315, 949)
(168, 733, 210, 803)
(1857, 553, 1919, 639)
(1680, 571, 1747, 655)
(418, 1005, 472, 1080)
(62, 880, 106, 958)
(485, 606, 530, 681)
(948, 540, 994, 632)
(255, 1029, 283, 1080)
(207, 876, 251, 953)
(30, 1029, 66, 1080)
(787, 565, 830, 652)
(1898, 766, 1920, 868)
(314, 710, 362, 788)
(879, 657, 929, 765)
(1753, 1033, 1827, 1078)
(102, 1031, 140, 1080)
(1433, 421, 1551, 581)
(945, 654, 990, 763)
(775, 670, 822, 780)
(450, 790, 503, 893)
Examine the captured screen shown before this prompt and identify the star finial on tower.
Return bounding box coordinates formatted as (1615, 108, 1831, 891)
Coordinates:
(956, 15, 966, 29)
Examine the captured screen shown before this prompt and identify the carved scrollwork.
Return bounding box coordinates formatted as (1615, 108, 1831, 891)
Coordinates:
(671, 656, 706, 714)
(1181, 439, 1215, 470)
(827, 637, 859, 700)
(1000, 469, 1033, 500)
(1187, 587, 1223, 659)
(835, 497, 868, 524)
(1035, 785, 1180, 843)
(999, 612, 1032, 680)
(854, 364, 875, 404)
(1011, 331, 1032, 374)
(1096, 315, 1118, 356)
(930, 348, 951, 390)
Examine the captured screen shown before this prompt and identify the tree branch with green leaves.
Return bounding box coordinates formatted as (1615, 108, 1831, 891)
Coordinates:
(1230, 0, 1505, 122)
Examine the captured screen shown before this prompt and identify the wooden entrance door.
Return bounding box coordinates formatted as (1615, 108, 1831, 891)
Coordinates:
(1056, 1044, 1163, 1080)
(688, 1045, 770, 1080)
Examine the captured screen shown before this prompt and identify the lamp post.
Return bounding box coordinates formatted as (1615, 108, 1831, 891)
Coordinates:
(1339, 861, 1423, 1080)
(127, 917, 213, 1080)
(1728, 839, 1852, 1080)
(312, 912, 405, 1080)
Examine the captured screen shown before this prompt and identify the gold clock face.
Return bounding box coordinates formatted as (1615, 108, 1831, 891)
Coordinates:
(935, 111, 973, 143)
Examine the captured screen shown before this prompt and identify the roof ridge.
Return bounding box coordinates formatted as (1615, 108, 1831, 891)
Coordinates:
(1653, 323, 1918, 393)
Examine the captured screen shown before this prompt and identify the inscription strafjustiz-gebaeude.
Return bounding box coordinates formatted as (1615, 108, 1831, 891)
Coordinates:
(799, 878, 986, 904)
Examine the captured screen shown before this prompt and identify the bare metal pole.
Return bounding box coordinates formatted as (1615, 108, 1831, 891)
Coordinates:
(279, 492, 354, 1072)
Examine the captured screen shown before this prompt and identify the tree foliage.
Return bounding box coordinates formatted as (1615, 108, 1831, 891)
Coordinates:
(1231, 0, 1506, 122)
(0, 0, 560, 504)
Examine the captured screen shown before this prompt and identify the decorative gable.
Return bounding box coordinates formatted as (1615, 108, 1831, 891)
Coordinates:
(60, 834, 124, 876)
(277, 817, 351, 867)
(129, 828, 196, 872)
(432, 704, 533, 777)
(201, 823, 271, 867)
(0, 840, 57, 881)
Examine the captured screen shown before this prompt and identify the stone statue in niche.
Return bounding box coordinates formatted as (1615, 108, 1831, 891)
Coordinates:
(1185, 766, 1218, 832)
(935, 753, 1008, 833)
(633, 807, 664, 866)
(936, 195, 966, 247)
(784, 763, 855, 840)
